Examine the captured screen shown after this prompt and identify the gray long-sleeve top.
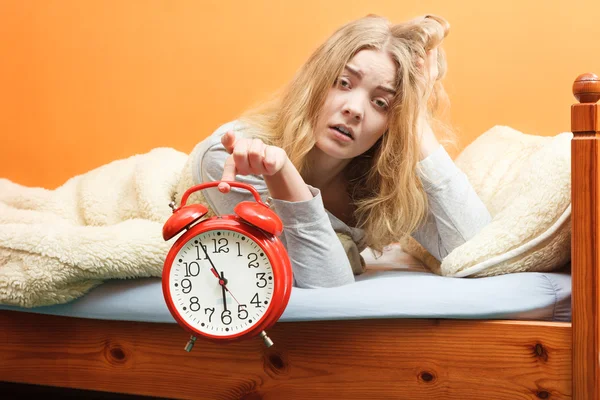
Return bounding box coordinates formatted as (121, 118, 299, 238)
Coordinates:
(191, 121, 492, 288)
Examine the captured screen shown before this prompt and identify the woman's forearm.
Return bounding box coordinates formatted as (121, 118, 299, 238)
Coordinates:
(264, 159, 313, 202)
(419, 119, 441, 160)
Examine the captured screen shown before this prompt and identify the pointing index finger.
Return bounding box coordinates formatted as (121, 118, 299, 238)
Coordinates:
(221, 131, 237, 154)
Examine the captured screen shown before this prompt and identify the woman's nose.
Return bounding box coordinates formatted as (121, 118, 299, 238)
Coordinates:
(342, 100, 363, 122)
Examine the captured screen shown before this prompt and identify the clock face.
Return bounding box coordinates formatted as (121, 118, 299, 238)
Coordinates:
(168, 229, 274, 337)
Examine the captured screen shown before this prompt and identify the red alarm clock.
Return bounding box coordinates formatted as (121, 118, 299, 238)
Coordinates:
(162, 181, 293, 351)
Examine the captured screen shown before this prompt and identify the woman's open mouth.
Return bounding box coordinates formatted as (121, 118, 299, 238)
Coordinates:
(329, 125, 354, 142)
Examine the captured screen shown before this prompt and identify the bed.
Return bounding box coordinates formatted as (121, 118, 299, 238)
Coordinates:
(0, 72, 597, 399)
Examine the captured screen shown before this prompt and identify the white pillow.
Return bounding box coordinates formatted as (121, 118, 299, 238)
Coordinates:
(401, 125, 572, 277)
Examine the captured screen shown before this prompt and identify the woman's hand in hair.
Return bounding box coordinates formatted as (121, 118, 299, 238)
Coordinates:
(416, 46, 439, 95)
(218, 131, 288, 193)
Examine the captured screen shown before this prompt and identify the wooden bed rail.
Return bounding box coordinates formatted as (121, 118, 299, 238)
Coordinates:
(571, 72, 600, 400)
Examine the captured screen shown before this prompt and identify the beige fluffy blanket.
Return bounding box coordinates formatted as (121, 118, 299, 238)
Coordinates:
(0, 148, 189, 307)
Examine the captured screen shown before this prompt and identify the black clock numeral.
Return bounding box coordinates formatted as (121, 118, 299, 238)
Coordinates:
(251, 293, 261, 308)
(204, 307, 215, 323)
(256, 273, 267, 288)
(189, 296, 200, 312)
(184, 262, 200, 277)
(247, 253, 259, 268)
(212, 238, 229, 253)
(196, 244, 208, 260)
(236, 242, 242, 257)
(238, 304, 248, 320)
(181, 278, 192, 294)
(221, 310, 232, 325)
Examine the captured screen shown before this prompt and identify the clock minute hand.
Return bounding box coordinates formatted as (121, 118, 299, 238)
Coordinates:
(221, 271, 241, 306)
(220, 272, 228, 312)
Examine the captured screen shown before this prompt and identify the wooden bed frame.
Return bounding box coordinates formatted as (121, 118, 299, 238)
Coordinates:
(0, 73, 598, 399)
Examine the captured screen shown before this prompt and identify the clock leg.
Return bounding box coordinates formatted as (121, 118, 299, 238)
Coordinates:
(185, 335, 197, 352)
(259, 331, 273, 347)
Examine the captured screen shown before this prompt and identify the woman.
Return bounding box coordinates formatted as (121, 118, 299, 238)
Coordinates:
(190, 14, 492, 288)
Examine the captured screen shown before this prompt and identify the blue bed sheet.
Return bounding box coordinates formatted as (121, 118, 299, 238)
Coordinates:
(0, 266, 571, 323)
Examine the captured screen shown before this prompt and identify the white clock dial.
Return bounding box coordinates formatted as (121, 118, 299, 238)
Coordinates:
(169, 229, 274, 336)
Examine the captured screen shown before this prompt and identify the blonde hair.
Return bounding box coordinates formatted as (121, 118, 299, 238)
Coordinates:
(239, 14, 456, 252)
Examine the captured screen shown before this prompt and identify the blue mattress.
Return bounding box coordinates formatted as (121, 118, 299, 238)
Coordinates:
(0, 252, 572, 323)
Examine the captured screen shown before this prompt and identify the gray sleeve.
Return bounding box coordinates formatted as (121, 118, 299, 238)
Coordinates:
(191, 135, 355, 288)
(412, 145, 492, 261)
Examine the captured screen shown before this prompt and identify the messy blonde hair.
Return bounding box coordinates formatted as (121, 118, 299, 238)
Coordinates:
(239, 14, 456, 252)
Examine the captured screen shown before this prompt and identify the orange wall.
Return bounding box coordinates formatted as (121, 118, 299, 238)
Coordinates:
(1, 0, 598, 189)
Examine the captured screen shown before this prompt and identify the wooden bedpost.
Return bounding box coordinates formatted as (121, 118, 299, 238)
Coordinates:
(572, 72, 600, 400)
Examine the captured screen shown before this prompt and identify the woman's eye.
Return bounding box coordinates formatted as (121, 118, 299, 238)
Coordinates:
(374, 99, 388, 109)
(338, 78, 350, 88)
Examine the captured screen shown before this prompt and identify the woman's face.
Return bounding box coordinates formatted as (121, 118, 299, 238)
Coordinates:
(314, 49, 397, 160)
